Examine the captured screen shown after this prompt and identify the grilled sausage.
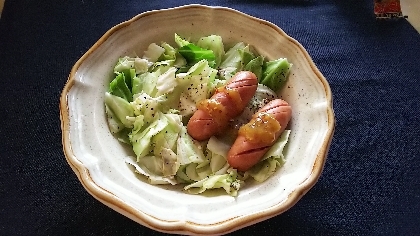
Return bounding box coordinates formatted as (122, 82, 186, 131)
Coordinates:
(227, 99, 292, 172)
(187, 71, 258, 141)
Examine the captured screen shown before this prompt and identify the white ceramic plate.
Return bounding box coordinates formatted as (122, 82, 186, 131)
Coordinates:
(60, 4, 335, 235)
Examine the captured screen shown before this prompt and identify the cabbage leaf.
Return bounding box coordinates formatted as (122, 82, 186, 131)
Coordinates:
(184, 168, 243, 196)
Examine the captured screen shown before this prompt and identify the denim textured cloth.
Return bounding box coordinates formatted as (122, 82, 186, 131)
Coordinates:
(0, 0, 419, 235)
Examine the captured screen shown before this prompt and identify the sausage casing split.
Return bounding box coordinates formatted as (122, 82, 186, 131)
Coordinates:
(187, 71, 258, 141)
(227, 99, 292, 172)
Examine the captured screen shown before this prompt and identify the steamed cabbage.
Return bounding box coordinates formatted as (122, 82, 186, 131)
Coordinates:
(105, 33, 292, 196)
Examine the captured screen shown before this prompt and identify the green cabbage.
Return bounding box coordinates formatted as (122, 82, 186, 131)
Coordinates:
(219, 42, 248, 69)
(156, 67, 177, 96)
(114, 56, 148, 88)
(175, 59, 217, 116)
(176, 126, 206, 165)
(125, 157, 177, 185)
(143, 43, 165, 62)
(129, 112, 168, 160)
(196, 34, 225, 68)
(174, 33, 191, 48)
(245, 56, 264, 80)
(206, 136, 230, 173)
(260, 58, 292, 92)
(108, 72, 132, 102)
(131, 92, 167, 123)
(184, 168, 243, 196)
(104, 92, 134, 130)
(159, 42, 177, 61)
(179, 43, 216, 68)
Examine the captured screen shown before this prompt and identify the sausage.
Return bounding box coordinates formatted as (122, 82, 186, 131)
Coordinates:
(187, 71, 258, 141)
(227, 99, 292, 172)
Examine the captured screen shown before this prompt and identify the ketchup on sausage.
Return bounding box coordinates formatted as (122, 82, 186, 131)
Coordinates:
(227, 99, 292, 172)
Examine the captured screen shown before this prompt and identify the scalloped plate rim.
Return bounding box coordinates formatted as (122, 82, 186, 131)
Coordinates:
(59, 4, 335, 235)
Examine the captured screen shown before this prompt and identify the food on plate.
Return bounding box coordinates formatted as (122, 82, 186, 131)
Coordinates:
(187, 71, 258, 141)
(227, 99, 292, 172)
(104, 33, 292, 196)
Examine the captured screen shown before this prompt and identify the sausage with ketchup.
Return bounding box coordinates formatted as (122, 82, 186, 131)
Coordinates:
(187, 71, 258, 141)
(227, 99, 292, 172)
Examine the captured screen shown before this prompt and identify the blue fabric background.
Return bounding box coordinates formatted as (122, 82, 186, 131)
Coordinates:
(1, 0, 419, 235)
